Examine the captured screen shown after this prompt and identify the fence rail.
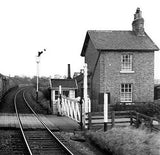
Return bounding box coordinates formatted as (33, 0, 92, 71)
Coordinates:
(56, 96, 160, 132)
(87, 111, 160, 131)
(57, 96, 81, 123)
(130, 111, 160, 132)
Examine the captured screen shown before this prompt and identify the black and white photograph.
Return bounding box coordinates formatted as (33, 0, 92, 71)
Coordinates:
(0, 0, 160, 154)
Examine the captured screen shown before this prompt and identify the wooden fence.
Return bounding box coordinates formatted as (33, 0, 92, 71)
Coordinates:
(130, 111, 160, 132)
(86, 111, 160, 132)
(57, 96, 81, 124)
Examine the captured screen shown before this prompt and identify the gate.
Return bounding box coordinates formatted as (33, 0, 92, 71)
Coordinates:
(57, 95, 91, 129)
(56, 63, 91, 129)
(57, 96, 81, 123)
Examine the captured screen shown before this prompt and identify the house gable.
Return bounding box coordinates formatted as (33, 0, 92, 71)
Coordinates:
(81, 30, 159, 57)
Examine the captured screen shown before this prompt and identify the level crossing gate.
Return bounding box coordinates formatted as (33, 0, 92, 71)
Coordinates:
(57, 96, 81, 123)
(56, 63, 91, 129)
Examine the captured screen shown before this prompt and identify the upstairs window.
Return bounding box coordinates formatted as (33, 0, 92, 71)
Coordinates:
(121, 54, 133, 71)
(120, 84, 132, 102)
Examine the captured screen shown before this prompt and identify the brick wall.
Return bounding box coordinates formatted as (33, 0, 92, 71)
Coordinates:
(85, 40, 99, 74)
(86, 49, 154, 111)
(85, 40, 154, 111)
(100, 51, 154, 104)
(92, 59, 100, 111)
(84, 40, 100, 111)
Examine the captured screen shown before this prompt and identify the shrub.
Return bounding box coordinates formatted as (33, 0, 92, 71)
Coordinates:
(111, 102, 160, 119)
(39, 87, 51, 100)
(31, 88, 52, 114)
(86, 127, 160, 155)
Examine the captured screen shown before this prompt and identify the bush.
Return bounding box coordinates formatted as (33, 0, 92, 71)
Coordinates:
(39, 87, 51, 100)
(111, 102, 160, 119)
(31, 88, 52, 114)
(86, 127, 160, 155)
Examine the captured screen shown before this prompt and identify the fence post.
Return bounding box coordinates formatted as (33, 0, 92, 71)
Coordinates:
(57, 85, 62, 116)
(83, 63, 88, 129)
(59, 85, 62, 103)
(111, 111, 115, 128)
(136, 113, 139, 128)
(104, 93, 108, 132)
(149, 119, 153, 132)
(88, 112, 91, 130)
(130, 111, 133, 125)
(79, 97, 83, 130)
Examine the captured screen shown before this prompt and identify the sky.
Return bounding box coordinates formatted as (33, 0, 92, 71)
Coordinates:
(0, 0, 160, 79)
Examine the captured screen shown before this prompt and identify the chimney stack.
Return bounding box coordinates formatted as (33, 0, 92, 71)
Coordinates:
(132, 8, 145, 36)
(67, 64, 71, 79)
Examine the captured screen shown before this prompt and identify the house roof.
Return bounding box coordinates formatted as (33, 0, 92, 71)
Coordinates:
(51, 79, 78, 89)
(81, 30, 159, 56)
(74, 73, 83, 83)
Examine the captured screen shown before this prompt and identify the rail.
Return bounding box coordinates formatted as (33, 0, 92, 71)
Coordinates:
(23, 90, 74, 155)
(14, 88, 33, 155)
(14, 88, 75, 155)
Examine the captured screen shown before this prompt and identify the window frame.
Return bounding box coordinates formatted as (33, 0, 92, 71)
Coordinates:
(121, 54, 133, 72)
(62, 90, 69, 97)
(55, 91, 59, 100)
(120, 83, 132, 102)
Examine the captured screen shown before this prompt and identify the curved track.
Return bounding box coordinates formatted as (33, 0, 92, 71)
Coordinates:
(0, 87, 18, 113)
(14, 88, 75, 155)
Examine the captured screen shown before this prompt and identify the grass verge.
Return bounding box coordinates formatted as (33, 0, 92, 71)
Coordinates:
(86, 127, 160, 155)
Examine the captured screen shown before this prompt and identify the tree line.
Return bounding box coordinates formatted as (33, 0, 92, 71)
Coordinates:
(11, 75, 50, 88)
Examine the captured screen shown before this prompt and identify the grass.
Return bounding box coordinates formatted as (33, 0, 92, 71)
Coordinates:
(31, 88, 52, 114)
(86, 127, 160, 155)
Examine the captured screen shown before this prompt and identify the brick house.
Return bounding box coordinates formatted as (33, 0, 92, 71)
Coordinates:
(80, 8, 159, 111)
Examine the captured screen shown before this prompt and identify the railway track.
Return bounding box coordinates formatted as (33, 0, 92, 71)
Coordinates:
(14, 88, 75, 155)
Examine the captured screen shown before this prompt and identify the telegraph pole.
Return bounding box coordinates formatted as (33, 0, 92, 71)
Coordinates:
(36, 49, 46, 102)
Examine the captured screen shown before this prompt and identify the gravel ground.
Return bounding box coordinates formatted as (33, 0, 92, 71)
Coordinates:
(59, 131, 107, 155)
(0, 129, 28, 155)
(0, 129, 107, 155)
(0, 130, 12, 152)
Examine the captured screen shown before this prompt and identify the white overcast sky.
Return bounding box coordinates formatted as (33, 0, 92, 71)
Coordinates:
(0, 0, 160, 79)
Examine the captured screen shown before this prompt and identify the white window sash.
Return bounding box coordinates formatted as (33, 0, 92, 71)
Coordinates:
(121, 55, 132, 71)
(120, 84, 132, 102)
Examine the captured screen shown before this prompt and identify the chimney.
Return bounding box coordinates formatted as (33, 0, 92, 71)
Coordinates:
(132, 8, 145, 36)
(67, 64, 71, 79)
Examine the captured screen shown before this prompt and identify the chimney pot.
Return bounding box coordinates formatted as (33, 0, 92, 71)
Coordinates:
(67, 64, 71, 79)
(132, 8, 145, 36)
